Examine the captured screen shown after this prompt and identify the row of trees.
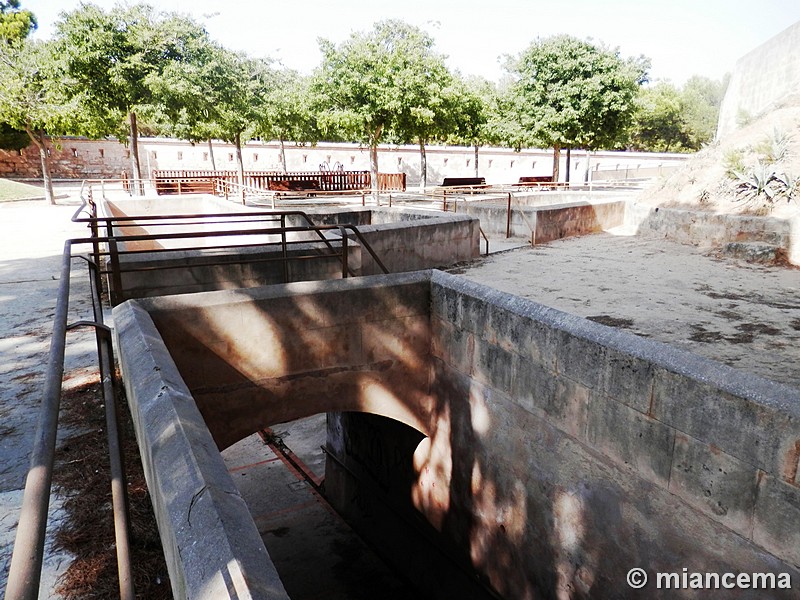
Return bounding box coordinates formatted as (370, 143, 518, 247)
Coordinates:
(0, 2, 726, 203)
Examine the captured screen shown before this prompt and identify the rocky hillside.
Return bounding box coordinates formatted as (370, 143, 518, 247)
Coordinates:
(638, 94, 800, 219)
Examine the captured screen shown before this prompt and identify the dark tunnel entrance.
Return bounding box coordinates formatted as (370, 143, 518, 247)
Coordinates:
(222, 411, 498, 600)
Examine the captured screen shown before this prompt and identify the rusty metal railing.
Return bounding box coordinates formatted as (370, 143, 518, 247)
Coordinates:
(72, 203, 391, 304)
(5, 201, 391, 600)
(5, 236, 135, 600)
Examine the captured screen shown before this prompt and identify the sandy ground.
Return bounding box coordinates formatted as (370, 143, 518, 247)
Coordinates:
(454, 231, 800, 389)
(0, 197, 100, 597)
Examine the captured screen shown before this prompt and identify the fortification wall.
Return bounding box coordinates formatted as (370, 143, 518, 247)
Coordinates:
(0, 136, 687, 187)
(717, 21, 800, 139)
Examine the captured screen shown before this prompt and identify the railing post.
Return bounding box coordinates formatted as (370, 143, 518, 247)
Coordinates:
(339, 226, 348, 278)
(281, 214, 289, 283)
(506, 192, 512, 238)
(108, 238, 124, 306)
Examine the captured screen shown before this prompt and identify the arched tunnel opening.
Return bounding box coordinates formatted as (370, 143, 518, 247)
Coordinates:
(222, 411, 497, 600)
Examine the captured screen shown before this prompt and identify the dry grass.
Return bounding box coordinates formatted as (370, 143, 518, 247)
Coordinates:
(53, 377, 171, 599)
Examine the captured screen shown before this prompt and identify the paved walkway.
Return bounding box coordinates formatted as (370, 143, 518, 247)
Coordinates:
(0, 197, 99, 597)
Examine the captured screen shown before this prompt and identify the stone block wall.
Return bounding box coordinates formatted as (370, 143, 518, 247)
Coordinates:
(114, 271, 800, 599)
(425, 271, 800, 598)
(0, 138, 131, 179)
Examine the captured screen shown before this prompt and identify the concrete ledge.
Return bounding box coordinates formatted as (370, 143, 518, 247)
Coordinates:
(627, 204, 800, 265)
(113, 301, 290, 600)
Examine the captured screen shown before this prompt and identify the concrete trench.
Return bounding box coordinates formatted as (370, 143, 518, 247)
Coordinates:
(114, 270, 800, 599)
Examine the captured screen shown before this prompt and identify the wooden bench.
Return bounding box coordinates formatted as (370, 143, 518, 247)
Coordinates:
(512, 176, 569, 190)
(441, 177, 486, 187)
(154, 177, 216, 195)
(267, 179, 321, 197)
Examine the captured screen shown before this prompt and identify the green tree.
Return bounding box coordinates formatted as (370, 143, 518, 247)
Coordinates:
(0, 0, 36, 42)
(314, 20, 451, 196)
(630, 82, 689, 152)
(507, 35, 648, 180)
(629, 76, 728, 153)
(681, 75, 728, 149)
(0, 39, 71, 203)
(150, 34, 234, 170)
(0, 0, 37, 151)
(53, 3, 211, 193)
(445, 75, 496, 178)
(255, 69, 319, 172)
(211, 53, 274, 186)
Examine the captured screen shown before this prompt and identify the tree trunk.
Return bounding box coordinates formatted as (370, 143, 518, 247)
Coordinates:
(565, 147, 571, 184)
(474, 144, 479, 178)
(279, 138, 287, 173)
(129, 111, 143, 195)
(207, 138, 216, 171)
(552, 143, 561, 182)
(419, 139, 427, 190)
(369, 125, 382, 204)
(234, 131, 245, 187)
(26, 126, 54, 204)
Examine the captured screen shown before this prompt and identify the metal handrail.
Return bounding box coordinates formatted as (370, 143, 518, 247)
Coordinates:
(5, 240, 135, 600)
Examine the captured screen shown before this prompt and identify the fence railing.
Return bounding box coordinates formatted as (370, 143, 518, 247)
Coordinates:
(151, 170, 407, 195)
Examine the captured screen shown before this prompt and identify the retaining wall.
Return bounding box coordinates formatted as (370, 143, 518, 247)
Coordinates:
(114, 271, 800, 599)
(102, 201, 479, 301)
(627, 203, 800, 264)
(459, 198, 626, 242)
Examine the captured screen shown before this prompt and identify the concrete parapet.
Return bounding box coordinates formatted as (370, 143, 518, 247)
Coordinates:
(627, 202, 795, 255)
(113, 301, 290, 600)
(459, 198, 626, 241)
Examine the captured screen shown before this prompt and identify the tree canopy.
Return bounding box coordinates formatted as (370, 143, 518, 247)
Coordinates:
(505, 35, 648, 178)
(314, 19, 456, 193)
(0, 0, 36, 42)
(0, 38, 72, 202)
(53, 3, 213, 188)
(630, 76, 728, 153)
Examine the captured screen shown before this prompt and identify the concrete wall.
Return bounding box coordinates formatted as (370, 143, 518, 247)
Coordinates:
(460, 198, 626, 242)
(113, 301, 291, 600)
(2, 136, 688, 186)
(627, 202, 798, 257)
(114, 271, 800, 599)
(717, 21, 800, 139)
(106, 203, 479, 301)
(425, 272, 800, 598)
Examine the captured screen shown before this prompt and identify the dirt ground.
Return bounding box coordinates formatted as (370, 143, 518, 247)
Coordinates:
(454, 231, 800, 390)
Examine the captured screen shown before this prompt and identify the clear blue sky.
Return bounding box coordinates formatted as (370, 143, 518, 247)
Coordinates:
(26, 0, 800, 85)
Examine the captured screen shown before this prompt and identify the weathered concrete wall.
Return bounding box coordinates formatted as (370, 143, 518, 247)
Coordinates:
(290, 206, 480, 274)
(717, 21, 800, 139)
(426, 272, 800, 598)
(460, 198, 626, 241)
(115, 271, 800, 599)
(113, 301, 291, 600)
(627, 202, 796, 255)
(106, 202, 479, 301)
(351, 210, 479, 275)
(137, 274, 435, 450)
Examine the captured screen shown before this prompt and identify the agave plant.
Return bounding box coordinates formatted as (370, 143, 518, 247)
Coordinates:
(755, 128, 792, 165)
(732, 164, 781, 205)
